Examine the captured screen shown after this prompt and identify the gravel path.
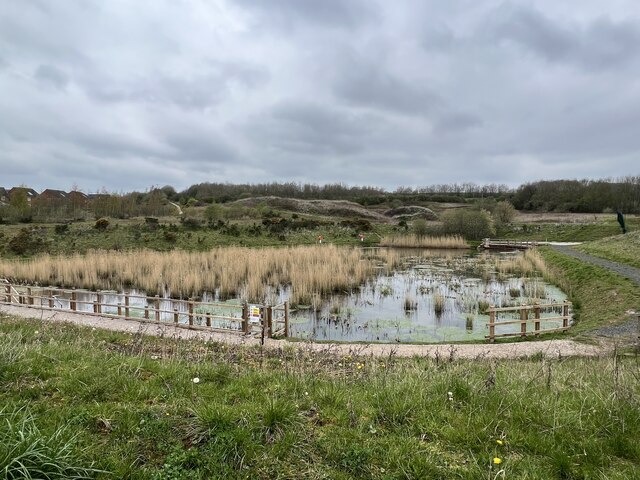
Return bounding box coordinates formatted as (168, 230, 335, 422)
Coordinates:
(551, 245, 640, 286)
(1, 304, 607, 359)
(551, 245, 640, 339)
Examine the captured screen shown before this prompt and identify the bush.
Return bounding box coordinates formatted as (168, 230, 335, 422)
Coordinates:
(412, 219, 428, 237)
(8, 228, 48, 255)
(441, 208, 495, 240)
(492, 201, 517, 228)
(94, 218, 109, 230)
(54, 224, 69, 235)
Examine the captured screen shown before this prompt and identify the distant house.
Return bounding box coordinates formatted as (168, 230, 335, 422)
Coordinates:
(8, 187, 39, 203)
(67, 190, 89, 206)
(0, 187, 7, 204)
(39, 189, 69, 201)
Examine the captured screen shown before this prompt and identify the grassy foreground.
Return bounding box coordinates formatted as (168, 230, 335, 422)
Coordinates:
(1, 315, 639, 479)
(576, 231, 640, 269)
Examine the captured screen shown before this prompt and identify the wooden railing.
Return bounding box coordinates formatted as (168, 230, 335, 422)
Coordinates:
(480, 238, 539, 250)
(486, 301, 571, 342)
(0, 281, 288, 338)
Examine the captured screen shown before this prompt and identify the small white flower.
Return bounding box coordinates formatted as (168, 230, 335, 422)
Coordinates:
(447, 391, 454, 401)
(304, 391, 309, 396)
(34, 331, 39, 335)
(192, 377, 200, 384)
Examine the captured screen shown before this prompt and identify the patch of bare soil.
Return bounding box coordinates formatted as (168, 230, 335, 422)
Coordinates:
(230, 196, 391, 222)
(1, 304, 609, 360)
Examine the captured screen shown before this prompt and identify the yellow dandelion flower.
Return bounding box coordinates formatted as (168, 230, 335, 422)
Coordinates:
(496, 439, 504, 446)
(493, 457, 502, 465)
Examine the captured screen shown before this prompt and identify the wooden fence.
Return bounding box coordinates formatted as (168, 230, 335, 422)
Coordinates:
(480, 238, 539, 251)
(486, 301, 571, 342)
(0, 280, 288, 339)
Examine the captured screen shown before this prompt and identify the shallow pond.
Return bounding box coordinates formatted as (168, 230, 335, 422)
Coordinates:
(286, 248, 569, 343)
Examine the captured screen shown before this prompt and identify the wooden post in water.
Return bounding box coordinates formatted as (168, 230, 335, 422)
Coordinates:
(188, 299, 194, 327)
(96, 293, 102, 314)
(124, 294, 130, 318)
(489, 306, 495, 343)
(206, 313, 211, 327)
(284, 301, 289, 338)
(155, 295, 160, 322)
(520, 304, 528, 337)
(534, 303, 541, 335)
(242, 303, 249, 334)
(71, 290, 77, 311)
(173, 307, 179, 324)
(562, 302, 569, 331)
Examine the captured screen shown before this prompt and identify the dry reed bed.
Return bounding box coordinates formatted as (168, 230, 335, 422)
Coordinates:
(379, 234, 468, 249)
(0, 246, 402, 304)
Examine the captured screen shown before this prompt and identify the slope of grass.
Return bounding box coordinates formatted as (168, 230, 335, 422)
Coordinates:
(540, 247, 640, 333)
(1, 315, 639, 479)
(502, 217, 639, 242)
(576, 231, 640, 269)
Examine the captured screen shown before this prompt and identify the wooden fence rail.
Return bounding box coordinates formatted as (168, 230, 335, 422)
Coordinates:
(0, 281, 288, 338)
(486, 301, 571, 342)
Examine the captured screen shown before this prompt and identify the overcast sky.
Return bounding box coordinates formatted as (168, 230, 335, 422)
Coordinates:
(1, 0, 639, 193)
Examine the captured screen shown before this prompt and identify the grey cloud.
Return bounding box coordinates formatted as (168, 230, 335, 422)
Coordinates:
(81, 61, 268, 110)
(487, 4, 640, 70)
(247, 101, 381, 156)
(34, 64, 69, 90)
(432, 112, 483, 135)
(333, 57, 442, 117)
(236, 0, 376, 29)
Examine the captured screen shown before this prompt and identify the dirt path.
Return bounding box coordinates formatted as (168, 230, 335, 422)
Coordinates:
(1, 304, 607, 359)
(551, 245, 640, 286)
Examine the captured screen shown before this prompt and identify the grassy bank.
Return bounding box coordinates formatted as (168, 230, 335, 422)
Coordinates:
(502, 217, 639, 242)
(540, 247, 640, 333)
(1, 315, 639, 479)
(576, 231, 640, 269)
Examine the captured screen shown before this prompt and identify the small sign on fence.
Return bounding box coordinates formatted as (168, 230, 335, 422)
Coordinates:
(249, 305, 262, 324)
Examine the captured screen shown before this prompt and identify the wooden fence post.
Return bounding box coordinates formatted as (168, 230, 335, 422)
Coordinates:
(155, 295, 160, 322)
(266, 306, 273, 338)
(534, 303, 541, 335)
(562, 302, 569, 330)
(27, 287, 33, 305)
(96, 293, 102, 314)
(48, 290, 54, 308)
(242, 303, 249, 334)
(71, 289, 77, 311)
(188, 300, 194, 327)
(284, 301, 289, 338)
(124, 294, 130, 318)
(144, 305, 149, 320)
(489, 306, 495, 343)
(93, 300, 98, 314)
(173, 307, 179, 324)
(206, 313, 211, 327)
(117, 303, 122, 316)
(5, 285, 11, 303)
(520, 304, 527, 337)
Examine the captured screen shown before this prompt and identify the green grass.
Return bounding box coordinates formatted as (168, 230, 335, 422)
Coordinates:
(1, 315, 639, 479)
(540, 247, 640, 333)
(576, 231, 640, 269)
(502, 217, 639, 242)
(0, 219, 394, 257)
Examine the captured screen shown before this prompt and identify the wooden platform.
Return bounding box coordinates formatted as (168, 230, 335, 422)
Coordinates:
(479, 238, 539, 251)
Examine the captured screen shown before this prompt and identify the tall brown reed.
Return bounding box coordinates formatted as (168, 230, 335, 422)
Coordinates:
(0, 246, 399, 305)
(379, 235, 468, 249)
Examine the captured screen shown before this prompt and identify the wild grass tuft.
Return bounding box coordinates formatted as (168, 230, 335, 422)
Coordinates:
(0, 406, 100, 479)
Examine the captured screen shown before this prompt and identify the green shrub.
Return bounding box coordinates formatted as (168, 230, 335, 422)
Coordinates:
(94, 218, 109, 230)
(441, 208, 496, 240)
